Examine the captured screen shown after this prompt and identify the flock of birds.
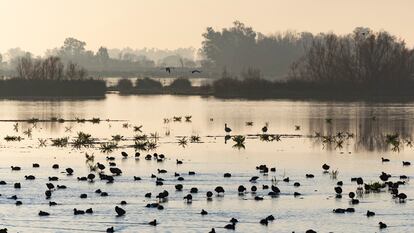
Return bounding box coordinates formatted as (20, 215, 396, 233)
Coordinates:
(0, 119, 412, 233)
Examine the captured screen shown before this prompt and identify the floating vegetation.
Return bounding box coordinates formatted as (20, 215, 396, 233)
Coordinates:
(122, 123, 130, 128)
(134, 134, 148, 141)
(72, 132, 94, 148)
(65, 126, 73, 132)
(260, 134, 273, 142)
(173, 116, 182, 122)
(38, 138, 47, 147)
(185, 115, 192, 122)
(111, 134, 124, 141)
(178, 137, 188, 147)
(58, 118, 65, 123)
(23, 128, 33, 137)
(76, 118, 86, 123)
(50, 117, 58, 122)
(134, 140, 148, 151)
(4, 135, 23, 141)
(133, 125, 143, 132)
(245, 121, 253, 126)
(51, 137, 69, 147)
(91, 118, 100, 124)
(232, 135, 246, 149)
(386, 133, 400, 151)
(190, 135, 201, 143)
(13, 122, 19, 132)
(100, 142, 118, 153)
(27, 118, 39, 124)
(163, 118, 170, 124)
(150, 132, 160, 142)
(325, 118, 332, 124)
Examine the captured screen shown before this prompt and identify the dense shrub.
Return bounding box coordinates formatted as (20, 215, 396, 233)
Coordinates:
(117, 78, 133, 92)
(168, 78, 192, 91)
(135, 77, 162, 90)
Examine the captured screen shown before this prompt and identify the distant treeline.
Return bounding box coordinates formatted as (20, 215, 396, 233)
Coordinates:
(0, 56, 106, 97)
(0, 38, 200, 77)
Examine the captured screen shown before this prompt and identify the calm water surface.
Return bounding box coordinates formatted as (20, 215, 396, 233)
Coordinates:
(0, 94, 413, 232)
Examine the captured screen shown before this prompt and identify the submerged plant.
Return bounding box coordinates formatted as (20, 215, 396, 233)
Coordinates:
(27, 118, 39, 124)
(51, 137, 69, 147)
(23, 128, 32, 137)
(13, 122, 19, 132)
(173, 116, 182, 122)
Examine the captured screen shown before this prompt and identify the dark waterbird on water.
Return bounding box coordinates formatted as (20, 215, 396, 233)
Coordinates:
(402, 161, 411, 166)
(184, 194, 193, 203)
(38, 211, 50, 216)
(261, 123, 268, 133)
(201, 209, 208, 215)
(11, 166, 21, 171)
(191, 69, 202, 74)
(32, 163, 39, 168)
(215, 186, 225, 195)
(224, 123, 232, 133)
(379, 222, 387, 229)
(110, 167, 122, 175)
(66, 168, 74, 175)
(322, 163, 330, 172)
(149, 219, 158, 226)
(25, 175, 35, 180)
(206, 191, 213, 200)
(106, 227, 114, 232)
(366, 210, 375, 217)
(115, 206, 125, 216)
(381, 157, 390, 162)
(121, 151, 128, 158)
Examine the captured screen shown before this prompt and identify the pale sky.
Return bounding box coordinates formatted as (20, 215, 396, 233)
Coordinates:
(0, 0, 413, 55)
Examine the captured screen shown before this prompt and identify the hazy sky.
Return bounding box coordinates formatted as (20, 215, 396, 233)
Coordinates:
(1, 0, 413, 55)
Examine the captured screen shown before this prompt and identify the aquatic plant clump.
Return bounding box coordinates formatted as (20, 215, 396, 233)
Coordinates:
(51, 137, 69, 147)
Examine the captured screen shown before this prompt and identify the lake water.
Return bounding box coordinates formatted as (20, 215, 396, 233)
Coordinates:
(0, 94, 413, 232)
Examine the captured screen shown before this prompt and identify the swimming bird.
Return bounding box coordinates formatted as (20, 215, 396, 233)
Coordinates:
(191, 70, 202, 74)
(262, 123, 268, 133)
(106, 227, 114, 233)
(38, 211, 50, 216)
(66, 168, 74, 175)
(121, 151, 128, 158)
(206, 191, 213, 199)
(11, 166, 21, 171)
(322, 163, 330, 171)
(149, 219, 157, 226)
(201, 209, 208, 215)
(379, 222, 387, 229)
(250, 176, 259, 182)
(366, 210, 375, 217)
(402, 161, 411, 166)
(110, 167, 122, 176)
(381, 157, 390, 162)
(215, 186, 225, 195)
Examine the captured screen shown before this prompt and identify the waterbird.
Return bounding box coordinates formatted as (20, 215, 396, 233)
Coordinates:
(224, 123, 232, 133)
(38, 211, 50, 216)
(11, 166, 21, 171)
(121, 151, 128, 158)
(66, 168, 74, 175)
(191, 69, 202, 74)
(322, 163, 330, 171)
(262, 123, 268, 133)
(106, 227, 114, 233)
(379, 222, 387, 229)
(201, 209, 208, 215)
(381, 157, 390, 162)
(366, 210, 375, 217)
(215, 186, 225, 195)
(402, 161, 411, 166)
(115, 206, 126, 216)
(149, 219, 157, 226)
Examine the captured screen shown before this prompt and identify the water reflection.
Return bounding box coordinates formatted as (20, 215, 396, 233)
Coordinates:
(1, 94, 414, 153)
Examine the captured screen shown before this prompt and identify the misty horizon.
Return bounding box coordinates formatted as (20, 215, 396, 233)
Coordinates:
(1, 0, 414, 56)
